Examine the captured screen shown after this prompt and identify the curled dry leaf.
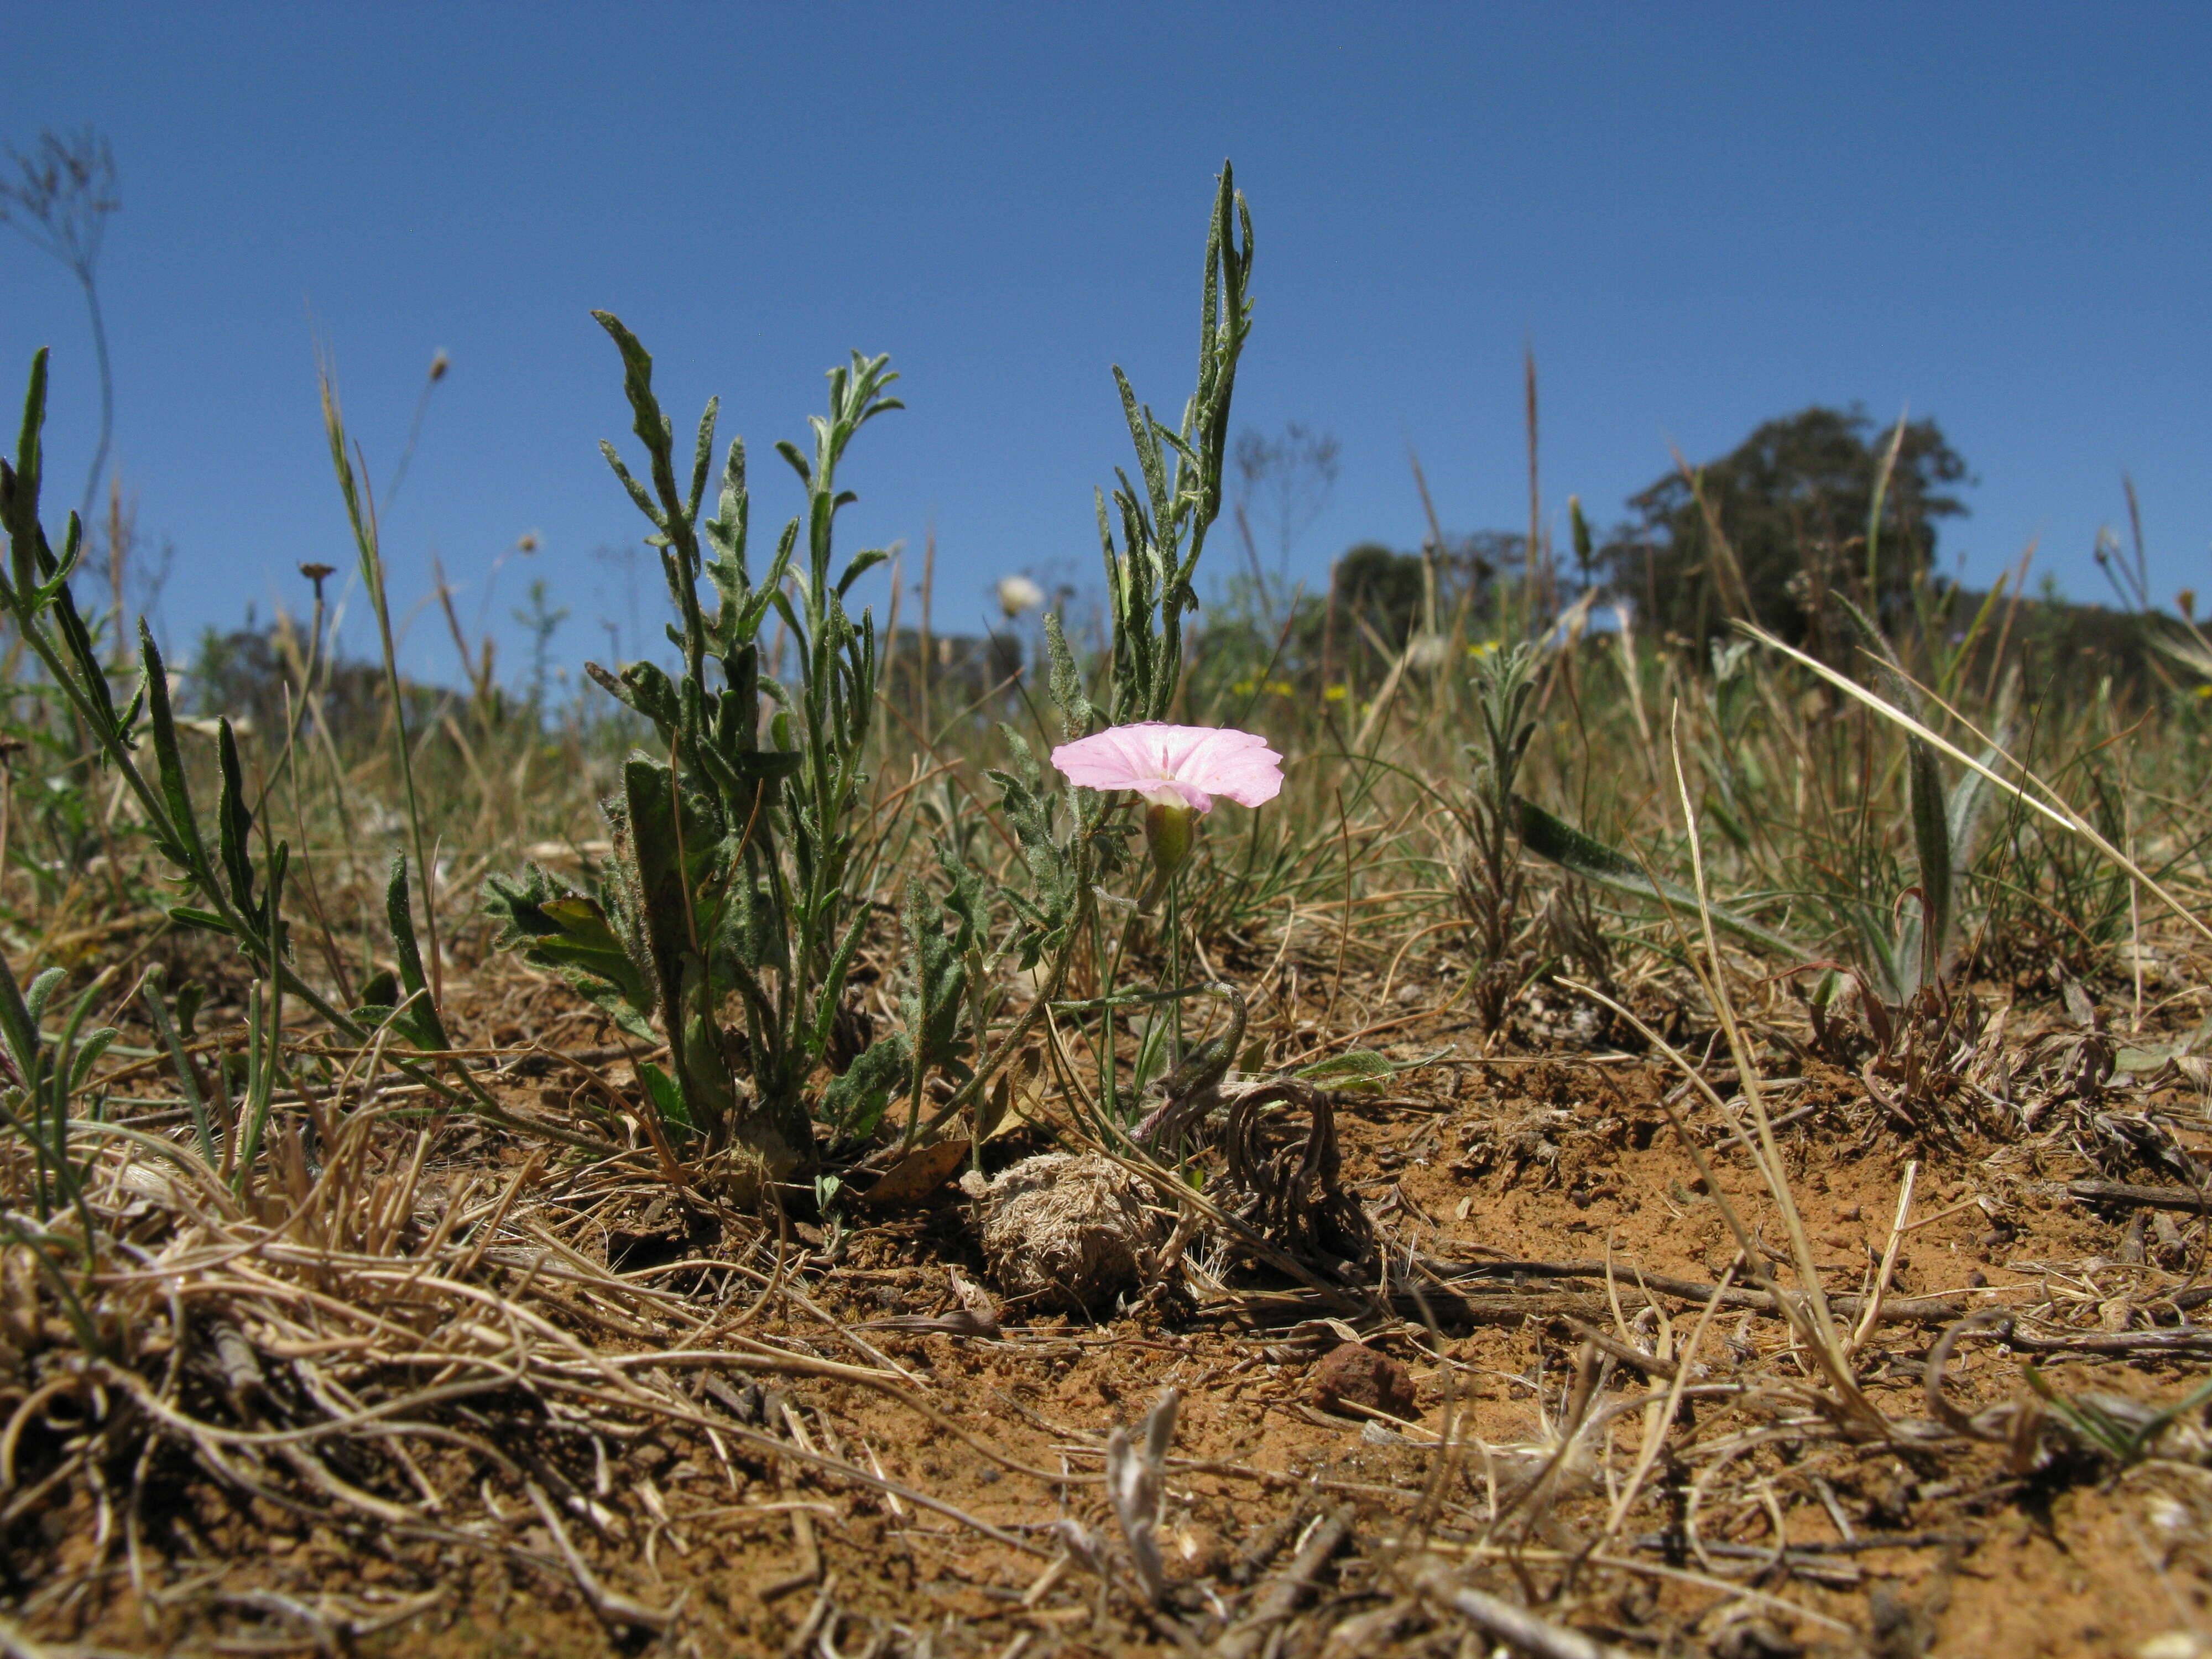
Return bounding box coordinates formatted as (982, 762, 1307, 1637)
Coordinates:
(858, 1137, 971, 1209)
(1216, 1074, 1374, 1271)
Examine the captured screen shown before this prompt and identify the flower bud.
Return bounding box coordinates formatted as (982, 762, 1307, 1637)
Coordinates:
(1144, 799, 1196, 878)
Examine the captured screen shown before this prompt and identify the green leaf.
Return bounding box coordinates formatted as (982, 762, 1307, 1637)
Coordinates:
(481, 866, 655, 1027)
(141, 966, 213, 1166)
(1293, 1050, 1399, 1083)
(139, 624, 211, 875)
(214, 719, 257, 922)
(621, 757, 734, 1136)
(1044, 611, 1093, 740)
(384, 854, 452, 1051)
(638, 1060, 692, 1133)
(1515, 795, 1808, 962)
(25, 968, 66, 1026)
(822, 1031, 911, 1143)
(69, 1028, 119, 1092)
(1906, 736, 1952, 993)
(8, 349, 48, 540)
(585, 658, 681, 742)
(349, 1000, 446, 1053)
(591, 311, 680, 521)
(0, 950, 41, 1089)
(836, 546, 890, 598)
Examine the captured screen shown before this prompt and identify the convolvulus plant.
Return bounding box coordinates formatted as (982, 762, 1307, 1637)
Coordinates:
(877, 165, 1257, 1147)
(1062, 166, 1258, 1112)
(0, 351, 504, 1161)
(0, 954, 116, 1354)
(1457, 640, 1538, 1030)
(484, 322, 901, 1188)
(486, 167, 1259, 1178)
(0, 353, 306, 1021)
(1095, 172, 1254, 731)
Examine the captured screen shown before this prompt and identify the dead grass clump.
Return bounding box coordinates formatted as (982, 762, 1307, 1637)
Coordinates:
(971, 1151, 1165, 1312)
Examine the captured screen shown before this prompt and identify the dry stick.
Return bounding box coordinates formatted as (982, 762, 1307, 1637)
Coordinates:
(1377, 918, 1467, 1007)
(1525, 343, 1545, 615)
(1742, 623, 2212, 950)
(1851, 1160, 1918, 1354)
(759, 1402, 826, 1601)
(2068, 1180, 2212, 1214)
(918, 524, 934, 735)
(1214, 1511, 1350, 1659)
(1411, 1558, 1623, 1659)
(783, 1579, 839, 1657)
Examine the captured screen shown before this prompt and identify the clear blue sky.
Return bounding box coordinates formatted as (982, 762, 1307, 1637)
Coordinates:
(4, 3, 2208, 687)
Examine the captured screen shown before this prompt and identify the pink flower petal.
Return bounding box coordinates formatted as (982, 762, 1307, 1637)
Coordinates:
(1049, 721, 1284, 813)
(1050, 729, 1149, 792)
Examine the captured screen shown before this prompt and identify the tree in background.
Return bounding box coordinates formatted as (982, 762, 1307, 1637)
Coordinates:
(0, 128, 119, 527)
(1608, 405, 1970, 656)
(513, 578, 571, 711)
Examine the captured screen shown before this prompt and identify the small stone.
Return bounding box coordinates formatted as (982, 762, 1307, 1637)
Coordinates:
(1311, 1342, 1417, 1421)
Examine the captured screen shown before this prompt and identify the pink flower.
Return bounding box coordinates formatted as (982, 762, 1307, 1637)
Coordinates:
(1050, 722, 1284, 813)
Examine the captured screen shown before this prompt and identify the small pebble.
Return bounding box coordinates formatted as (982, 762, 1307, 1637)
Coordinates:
(1311, 1342, 1418, 1421)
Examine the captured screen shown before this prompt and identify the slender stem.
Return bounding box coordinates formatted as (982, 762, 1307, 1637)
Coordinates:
(358, 499, 444, 1011)
(76, 269, 113, 529)
(1166, 870, 1185, 1068)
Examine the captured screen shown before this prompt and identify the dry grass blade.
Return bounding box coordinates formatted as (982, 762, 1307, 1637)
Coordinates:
(524, 1480, 672, 1633)
(1851, 1158, 1918, 1353)
(1666, 711, 1867, 1404)
(1561, 975, 1888, 1433)
(1741, 621, 2212, 947)
(1600, 1265, 1736, 1540)
(1104, 1387, 1178, 1605)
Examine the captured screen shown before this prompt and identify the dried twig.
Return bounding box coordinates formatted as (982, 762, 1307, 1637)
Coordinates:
(1408, 1558, 1624, 1659)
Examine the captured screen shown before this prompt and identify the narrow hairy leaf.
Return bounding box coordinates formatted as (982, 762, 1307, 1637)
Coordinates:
(1515, 796, 1807, 962)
